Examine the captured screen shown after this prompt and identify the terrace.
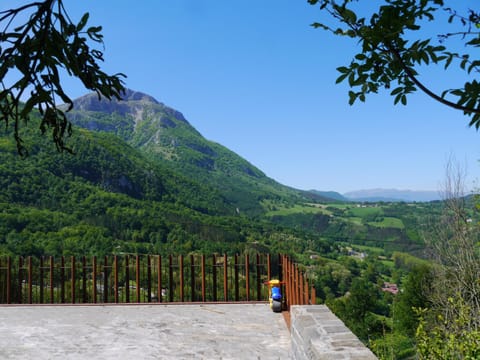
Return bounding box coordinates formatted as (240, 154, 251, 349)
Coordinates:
(0, 254, 376, 359)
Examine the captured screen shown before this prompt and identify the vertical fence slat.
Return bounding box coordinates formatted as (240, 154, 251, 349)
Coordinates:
(147, 255, 152, 303)
(300, 272, 304, 305)
(103, 256, 108, 303)
(295, 263, 299, 306)
(60, 256, 65, 304)
(223, 254, 228, 302)
(136, 255, 140, 303)
(49, 256, 54, 304)
(256, 254, 261, 301)
(286, 256, 290, 307)
(157, 255, 162, 303)
(18, 257, 23, 304)
(282, 256, 287, 309)
(82, 256, 87, 304)
(93, 256, 97, 304)
(6, 257, 11, 304)
(212, 254, 217, 302)
(267, 254, 271, 282)
(113, 255, 118, 303)
(245, 254, 250, 301)
(28, 256, 33, 304)
(285, 256, 291, 309)
(201, 255, 206, 302)
(39, 256, 44, 304)
(71, 256, 76, 304)
(125, 255, 130, 303)
(168, 255, 173, 303)
(179, 255, 184, 302)
(304, 277, 309, 305)
(190, 255, 195, 302)
(234, 254, 239, 301)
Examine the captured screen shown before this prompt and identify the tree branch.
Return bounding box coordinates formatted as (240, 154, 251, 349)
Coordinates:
(388, 45, 480, 115)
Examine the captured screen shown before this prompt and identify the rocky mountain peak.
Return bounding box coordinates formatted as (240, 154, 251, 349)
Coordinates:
(120, 89, 160, 104)
(69, 89, 188, 125)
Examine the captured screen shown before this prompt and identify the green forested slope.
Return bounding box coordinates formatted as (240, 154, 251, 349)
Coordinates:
(67, 89, 330, 215)
(0, 111, 317, 257)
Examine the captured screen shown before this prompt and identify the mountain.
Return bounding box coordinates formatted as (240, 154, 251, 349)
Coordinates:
(343, 189, 441, 202)
(66, 89, 332, 215)
(0, 89, 440, 259)
(0, 101, 294, 256)
(308, 190, 348, 202)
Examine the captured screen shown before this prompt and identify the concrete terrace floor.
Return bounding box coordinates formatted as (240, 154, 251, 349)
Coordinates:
(0, 303, 291, 360)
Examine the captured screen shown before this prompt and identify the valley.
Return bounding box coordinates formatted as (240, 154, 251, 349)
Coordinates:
(0, 90, 478, 358)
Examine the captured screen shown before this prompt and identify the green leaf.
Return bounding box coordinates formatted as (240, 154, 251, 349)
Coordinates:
(348, 91, 356, 105)
(342, 8, 357, 24)
(336, 73, 349, 84)
(77, 13, 90, 32)
(420, 51, 429, 65)
(391, 87, 403, 96)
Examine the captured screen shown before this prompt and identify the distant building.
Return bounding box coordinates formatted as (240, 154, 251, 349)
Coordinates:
(382, 282, 398, 295)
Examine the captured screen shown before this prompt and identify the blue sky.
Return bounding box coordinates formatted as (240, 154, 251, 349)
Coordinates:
(6, 1, 480, 193)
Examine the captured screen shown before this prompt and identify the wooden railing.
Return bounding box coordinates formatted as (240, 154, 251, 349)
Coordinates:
(281, 255, 316, 308)
(0, 254, 314, 307)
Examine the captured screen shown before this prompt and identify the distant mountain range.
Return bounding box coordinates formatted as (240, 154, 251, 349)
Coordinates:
(310, 189, 442, 202)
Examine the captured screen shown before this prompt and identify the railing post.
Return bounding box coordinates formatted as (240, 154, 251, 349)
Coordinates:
(114, 255, 118, 303)
(288, 256, 292, 307)
(290, 259, 295, 306)
(6, 257, 11, 304)
(212, 254, 217, 302)
(303, 274, 310, 305)
(245, 254, 250, 301)
(136, 255, 140, 303)
(168, 255, 173, 302)
(267, 254, 271, 282)
(234, 254, 239, 301)
(82, 256, 87, 303)
(29, 256, 33, 304)
(49, 256, 54, 304)
(71, 256, 76, 304)
(93, 256, 97, 304)
(39, 256, 44, 304)
(157, 255, 162, 303)
(223, 254, 228, 302)
(18, 256, 23, 304)
(60, 256, 65, 304)
(279, 255, 284, 309)
(256, 254, 261, 301)
(299, 267, 304, 305)
(125, 255, 130, 303)
(190, 254, 195, 302)
(201, 255, 206, 302)
(179, 255, 184, 302)
(284, 256, 289, 309)
(103, 256, 108, 303)
(295, 264, 300, 306)
(147, 255, 152, 303)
